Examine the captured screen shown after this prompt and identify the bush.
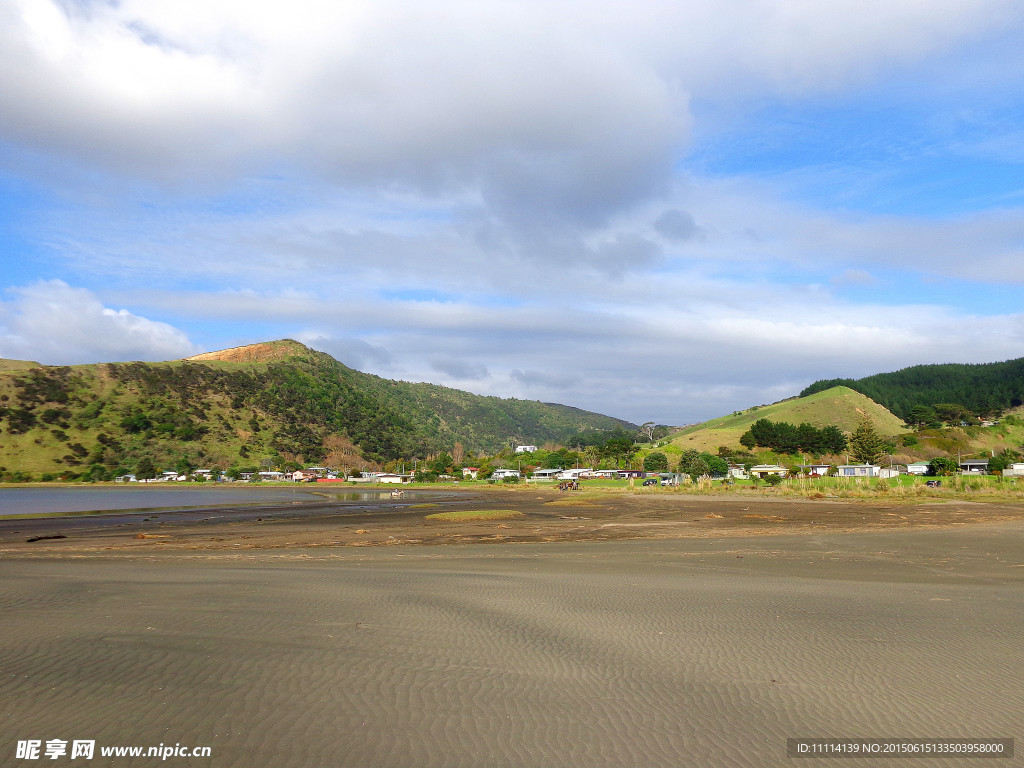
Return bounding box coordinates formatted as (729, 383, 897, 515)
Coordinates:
(502, 475, 521, 484)
(643, 452, 669, 472)
(927, 457, 959, 476)
(763, 474, 783, 486)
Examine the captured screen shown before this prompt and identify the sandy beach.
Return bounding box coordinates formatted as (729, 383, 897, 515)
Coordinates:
(1, 490, 1022, 766)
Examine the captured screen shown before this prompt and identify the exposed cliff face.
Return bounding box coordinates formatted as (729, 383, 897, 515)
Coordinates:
(185, 340, 309, 364)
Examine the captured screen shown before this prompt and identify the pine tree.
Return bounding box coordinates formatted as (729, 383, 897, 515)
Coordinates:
(848, 419, 886, 464)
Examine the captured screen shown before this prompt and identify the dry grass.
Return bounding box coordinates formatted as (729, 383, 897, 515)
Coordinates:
(424, 509, 525, 522)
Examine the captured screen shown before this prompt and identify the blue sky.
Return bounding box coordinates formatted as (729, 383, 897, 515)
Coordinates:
(2, 0, 1023, 425)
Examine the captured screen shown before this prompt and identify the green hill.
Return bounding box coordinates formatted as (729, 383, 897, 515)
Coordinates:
(0, 340, 634, 476)
(667, 386, 906, 454)
(801, 358, 1024, 420)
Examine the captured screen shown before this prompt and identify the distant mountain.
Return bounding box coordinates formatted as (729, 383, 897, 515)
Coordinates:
(667, 386, 906, 454)
(0, 340, 634, 475)
(800, 358, 1024, 420)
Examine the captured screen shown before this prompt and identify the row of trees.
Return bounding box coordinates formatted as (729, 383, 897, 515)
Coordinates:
(643, 449, 729, 479)
(739, 419, 848, 454)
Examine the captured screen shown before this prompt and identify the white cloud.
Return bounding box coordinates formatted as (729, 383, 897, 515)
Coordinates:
(2, 0, 1016, 203)
(3, 0, 1024, 425)
(0, 280, 199, 364)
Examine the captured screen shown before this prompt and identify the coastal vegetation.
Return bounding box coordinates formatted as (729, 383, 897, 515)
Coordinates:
(0, 340, 633, 478)
(3, 343, 1024, 492)
(801, 357, 1024, 421)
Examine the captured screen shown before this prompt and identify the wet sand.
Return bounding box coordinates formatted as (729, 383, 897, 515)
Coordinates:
(1, 492, 1022, 766)
(3, 487, 1024, 555)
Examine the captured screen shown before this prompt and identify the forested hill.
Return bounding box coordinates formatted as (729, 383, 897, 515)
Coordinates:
(0, 340, 634, 475)
(800, 358, 1024, 420)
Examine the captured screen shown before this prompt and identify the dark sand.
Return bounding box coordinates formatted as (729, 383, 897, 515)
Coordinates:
(1, 491, 1022, 766)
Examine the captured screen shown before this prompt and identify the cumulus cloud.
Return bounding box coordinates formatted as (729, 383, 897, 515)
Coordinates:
(510, 369, 583, 390)
(0, 280, 199, 363)
(654, 209, 703, 242)
(429, 358, 489, 382)
(3, 0, 1024, 424)
(294, 332, 393, 370)
(2, 0, 1014, 206)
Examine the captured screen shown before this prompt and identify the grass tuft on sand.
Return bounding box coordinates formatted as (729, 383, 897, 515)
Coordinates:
(425, 509, 525, 522)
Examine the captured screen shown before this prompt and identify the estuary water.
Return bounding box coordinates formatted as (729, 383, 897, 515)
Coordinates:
(0, 485, 403, 518)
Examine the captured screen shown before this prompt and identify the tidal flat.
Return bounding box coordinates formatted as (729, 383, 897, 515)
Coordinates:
(1, 490, 1022, 766)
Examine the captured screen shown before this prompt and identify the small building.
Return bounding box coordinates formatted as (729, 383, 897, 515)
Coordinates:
(462, 467, 479, 480)
(529, 468, 562, 481)
(556, 468, 592, 481)
(591, 469, 621, 479)
(514, 445, 538, 454)
(375, 473, 410, 484)
(959, 459, 989, 474)
(749, 464, 788, 479)
(727, 465, 749, 480)
(1001, 463, 1024, 477)
(906, 462, 930, 475)
(837, 464, 880, 477)
(797, 464, 831, 477)
(258, 471, 287, 481)
(492, 468, 521, 480)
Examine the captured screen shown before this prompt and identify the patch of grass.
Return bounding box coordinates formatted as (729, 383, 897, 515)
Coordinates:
(544, 498, 598, 507)
(408, 503, 440, 508)
(424, 509, 525, 522)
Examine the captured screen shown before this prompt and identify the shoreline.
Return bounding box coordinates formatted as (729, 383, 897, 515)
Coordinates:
(3, 486, 1023, 558)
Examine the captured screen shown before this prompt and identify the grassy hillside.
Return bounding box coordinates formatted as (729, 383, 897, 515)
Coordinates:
(0, 340, 634, 476)
(0, 359, 39, 372)
(666, 386, 907, 454)
(801, 358, 1024, 420)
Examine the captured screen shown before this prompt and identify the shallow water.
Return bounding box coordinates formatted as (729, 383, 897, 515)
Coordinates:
(0, 486, 404, 517)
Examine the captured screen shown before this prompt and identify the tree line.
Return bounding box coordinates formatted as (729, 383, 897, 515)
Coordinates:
(738, 419, 848, 454)
(801, 358, 1024, 421)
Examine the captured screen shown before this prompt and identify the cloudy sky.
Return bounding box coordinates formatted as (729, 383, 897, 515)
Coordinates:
(2, 0, 1023, 425)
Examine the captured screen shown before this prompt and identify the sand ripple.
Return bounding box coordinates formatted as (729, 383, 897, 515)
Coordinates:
(2, 530, 1022, 767)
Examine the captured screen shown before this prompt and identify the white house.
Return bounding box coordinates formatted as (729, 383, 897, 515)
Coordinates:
(492, 468, 521, 480)
(556, 468, 592, 481)
(514, 445, 538, 454)
(1002, 463, 1024, 477)
(837, 464, 880, 477)
(529, 468, 562, 481)
(906, 462, 930, 475)
(462, 467, 479, 480)
(727, 465, 749, 480)
(591, 469, 621, 479)
(796, 464, 831, 477)
(374, 473, 410, 484)
(750, 464, 788, 478)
